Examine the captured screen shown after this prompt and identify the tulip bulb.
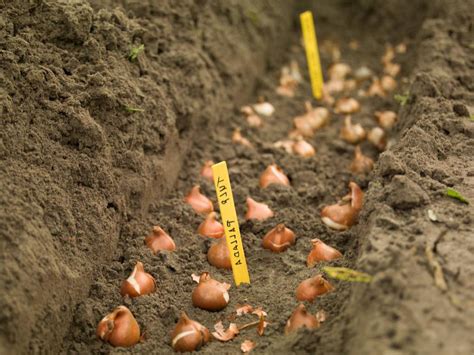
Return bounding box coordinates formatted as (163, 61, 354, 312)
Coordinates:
(344, 79, 357, 91)
(354, 66, 372, 82)
(245, 197, 274, 221)
(384, 62, 400, 77)
(192, 272, 230, 311)
(184, 186, 213, 214)
(350, 146, 374, 175)
(120, 261, 156, 298)
(305, 102, 330, 129)
(200, 160, 214, 181)
(328, 62, 351, 80)
(290, 60, 302, 82)
(340, 116, 366, 144)
(292, 138, 315, 158)
(382, 45, 395, 64)
(367, 127, 387, 151)
(232, 128, 252, 148)
(97, 306, 140, 347)
(259, 164, 290, 188)
(325, 78, 345, 94)
(307, 239, 342, 267)
(381, 75, 397, 92)
(171, 312, 210, 352)
(276, 66, 297, 97)
(207, 238, 232, 269)
(198, 212, 224, 239)
(273, 139, 294, 154)
(262, 223, 296, 252)
(252, 101, 275, 117)
(321, 182, 364, 230)
(293, 115, 315, 137)
(145, 226, 176, 253)
(374, 111, 397, 130)
(284, 304, 319, 335)
(241, 106, 262, 127)
(367, 78, 386, 97)
(296, 274, 334, 302)
(335, 97, 360, 114)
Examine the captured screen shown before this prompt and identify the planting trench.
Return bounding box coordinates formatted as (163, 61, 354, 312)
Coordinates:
(1, 0, 474, 354)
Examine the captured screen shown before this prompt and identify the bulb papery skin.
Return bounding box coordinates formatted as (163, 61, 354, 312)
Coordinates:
(307, 239, 343, 267)
(198, 212, 225, 239)
(284, 304, 320, 335)
(296, 274, 334, 302)
(207, 238, 232, 269)
(259, 164, 290, 188)
(321, 182, 364, 230)
(96, 306, 140, 347)
(120, 261, 156, 298)
(184, 186, 214, 214)
(171, 312, 210, 352)
(192, 272, 230, 311)
(262, 223, 296, 252)
(245, 197, 274, 221)
(145, 226, 176, 254)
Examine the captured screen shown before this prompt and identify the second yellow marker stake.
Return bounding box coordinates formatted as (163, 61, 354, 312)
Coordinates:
(300, 11, 324, 99)
(212, 161, 250, 286)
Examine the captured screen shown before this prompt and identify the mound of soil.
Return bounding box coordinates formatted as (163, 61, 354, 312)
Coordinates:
(1, 0, 473, 354)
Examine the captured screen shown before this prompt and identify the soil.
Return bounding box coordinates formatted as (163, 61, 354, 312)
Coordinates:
(1, 0, 473, 354)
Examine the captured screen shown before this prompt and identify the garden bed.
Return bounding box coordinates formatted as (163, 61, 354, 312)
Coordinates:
(1, 0, 473, 354)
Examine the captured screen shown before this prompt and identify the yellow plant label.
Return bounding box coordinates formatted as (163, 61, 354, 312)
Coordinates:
(300, 11, 324, 99)
(212, 161, 250, 286)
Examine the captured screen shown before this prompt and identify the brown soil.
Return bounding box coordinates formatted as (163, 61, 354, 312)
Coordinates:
(1, 0, 473, 354)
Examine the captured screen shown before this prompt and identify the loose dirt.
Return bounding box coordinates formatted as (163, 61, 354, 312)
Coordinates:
(1, 0, 473, 354)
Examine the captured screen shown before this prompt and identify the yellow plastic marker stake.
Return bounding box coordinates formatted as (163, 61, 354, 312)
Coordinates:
(300, 11, 324, 99)
(212, 161, 250, 286)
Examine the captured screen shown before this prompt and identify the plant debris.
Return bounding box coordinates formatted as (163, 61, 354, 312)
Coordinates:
(446, 188, 469, 204)
(124, 105, 145, 113)
(323, 266, 373, 283)
(129, 44, 145, 61)
(240, 339, 256, 353)
(394, 93, 409, 106)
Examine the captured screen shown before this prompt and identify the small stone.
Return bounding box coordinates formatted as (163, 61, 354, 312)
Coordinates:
(427, 209, 438, 222)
